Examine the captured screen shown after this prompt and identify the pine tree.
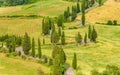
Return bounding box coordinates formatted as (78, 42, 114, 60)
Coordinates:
(88, 25, 92, 39)
(38, 38, 41, 58)
(72, 53, 77, 69)
(61, 31, 65, 45)
(32, 38, 35, 57)
(84, 33, 87, 45)
(77, 2, 80, 13)
(22, 33, 31, 55)
(58, 27, 61, 37)
(91, 26, 97, 42)
(81, 0, 85, 26)
(75, 32, 82, 45)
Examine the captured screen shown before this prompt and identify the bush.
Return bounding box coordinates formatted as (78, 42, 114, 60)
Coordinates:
(113, 20, 117, 25)
(0, 47, 9, 53)
(107, 20, 113, 25)
(21, 55, 27, 60)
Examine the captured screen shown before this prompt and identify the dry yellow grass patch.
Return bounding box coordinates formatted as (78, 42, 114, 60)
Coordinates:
(0, 6, 22, 14)
(77, 0, 120, 23)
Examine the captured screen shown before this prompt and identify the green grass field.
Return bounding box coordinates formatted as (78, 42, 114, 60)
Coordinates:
(0, 0, 120, 75)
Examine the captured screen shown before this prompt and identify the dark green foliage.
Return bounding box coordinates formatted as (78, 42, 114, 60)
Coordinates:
(42, 17, 51, 35)
(51, 31, 60, 44)
(52, 45, 66, 64)
(61, 31, 66, 45)
(64, 7, 70, 21)
(84, 33, 87, 45)
(53, 55, 62, 75)
(75, 32, 82, 45)
(81, 0, 85, 26)
(57, 15, 63, 27)
(98, 0, 102, 6)
(58, 27, 62, 37)
(22, 33, 31, 55)
(52, 45, 67, 75)
(38, 38, 41, 58)
(49, 58, 53, 65)
(107, 20, 113, 25)
(77, 2, 80, 13)
(88, 25, 92, 39)
(32, 38, 35, 57)
(43, 38, 45, 45)
(113, 20, 117, 25)
(72, 53, 77, 69)
(71, 5, 77, 21)
(91, 26, 97, 42)
(12, 37, 16, 52)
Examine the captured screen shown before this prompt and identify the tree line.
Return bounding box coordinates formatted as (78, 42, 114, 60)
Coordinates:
(0, 0, 38, 6)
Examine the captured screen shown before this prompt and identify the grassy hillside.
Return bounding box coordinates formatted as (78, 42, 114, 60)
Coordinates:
(0, 0, 120, 75)
(77, 0, 120, 24)
(0, 0, 75, 17)
(0, 53, 50, 75)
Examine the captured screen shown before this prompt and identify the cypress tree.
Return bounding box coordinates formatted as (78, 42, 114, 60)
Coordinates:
(81, 0, 85, 26)
(53, 55, 62, 75)
(51, 31, 60, 44)
(58, 27, 61, 37)
(32, 38, 35, 57)
(72, 53, 77, 69)
(75, 32, 82, 45)
(88, 25, 92, 39)
(43, 38, 45, 45)
(91, 26, 97, 42)
(22, 33, 31, 55)
(84, 33, 87, 45)
(52, 45, 66, 64)
(61, 31, 65, 45)
(99, 0, 102, 6)
(57, 15, 63, 27)
(71, 6, 77, 21)
(77, 2, 80, 13)
(12, 37, 16, 52)
(42, 18, 45, 34)
(38, 38, 41, 58)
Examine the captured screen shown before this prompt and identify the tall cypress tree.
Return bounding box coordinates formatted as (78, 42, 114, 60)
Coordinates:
(22, 33, 31, 55)
(88, 25, 92, 40)
(91, 26, 97, 42)
(12, 37, 16, 52)
(51, 31, 60, 44)
(75, 32, 82, 45)
(72, 53, 77, 69)
(38, 38, 41, 58)
(77, 2, 80, 13)
(61, 31, 65, 45)
(81, 0, 85, 26)
(32, 38, 35, 57)
(84, 33, 87, 45)
(42, 18, 45, 34)
(58, 27, 61, 37)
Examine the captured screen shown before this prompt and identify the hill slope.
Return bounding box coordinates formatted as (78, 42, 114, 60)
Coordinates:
(77, 0, 120, 24)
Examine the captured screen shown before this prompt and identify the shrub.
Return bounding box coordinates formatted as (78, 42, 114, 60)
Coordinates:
(107, 20, 113, 25)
